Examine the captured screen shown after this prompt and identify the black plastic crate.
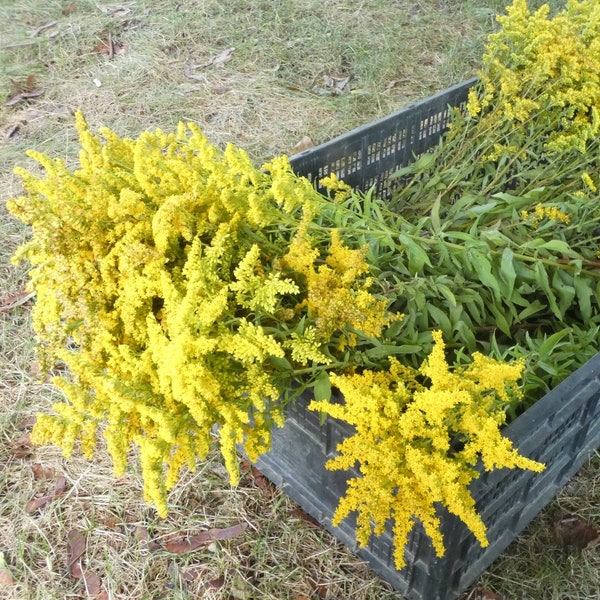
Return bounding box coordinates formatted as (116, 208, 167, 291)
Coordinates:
(254, 81, 600, 600)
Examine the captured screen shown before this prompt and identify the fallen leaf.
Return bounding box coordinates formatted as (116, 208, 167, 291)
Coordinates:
(0, 553, 15, 587)
(5, 91, 44, 107)
(312, 73, 351, 96)
(386, 78, 410, 90)
(17, 416, 36, 430)
(54, 473, 68, 496)
(249, 465, 275, 495)
(553, 513, 599, 550)
(198, 47, 235, 68)
(290, 135, 315, 155)
(82, 571, 101, 596)
(0, 568, 14, 587)
(0, 290, 35, 312)
(288, 507, 320, 528)
(99, 516, 120, 530)
(308, 577, 328, 599)
(8, 433, 35, 459)
(67, 529, 87, 578)
(95, 2, 132, 17)
(470, 585, 503, 600)
(165, 523, 248, 554)
(183, 62, 208, 83)
(31, 464, 56, 481)
(62, 2, 77, 15)
(5, 123, 22, 139)
(26, 495, 53, 513)
(92, 32, 126, 58)
(30, 20, 58, 37)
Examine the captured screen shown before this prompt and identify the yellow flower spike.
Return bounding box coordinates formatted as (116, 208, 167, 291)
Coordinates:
(310, 333, 544, 570)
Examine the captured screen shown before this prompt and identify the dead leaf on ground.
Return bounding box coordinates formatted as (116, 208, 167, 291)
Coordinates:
(92, 32, 126, 58)
(26, 495, 54, 513)
(95, 2, 132, 17)
(67, 529, 87, 578)
(553, 513, 599, 550)
(17, 416, 36, 431)
(8, 433, 35, 459)
(30, 20, 58, 37)
(0, 290, 35, 311)
(165, 522, 248, 554)
(288, 506, 321, 528)
(198, 47, 235, 68)
(249, 465, 275, 496)
(386, 78, 410, 90)
(0, 567, 14, 587)
(312, 73, 351, 96)
(62, 2, 77, 15)
(290, 135, 315, 155)
(31, 464, 56, 481)
(0, 553, 14, 588)
(5, 91, 44, 107)
(82, 571, 102, 596)
(26, 472, 67, 513)
(307, 576, 328, 599)
(469, 585, 503, 600)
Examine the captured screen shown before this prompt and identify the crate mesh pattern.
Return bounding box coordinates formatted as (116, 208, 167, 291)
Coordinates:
(255, 80, 600, 600)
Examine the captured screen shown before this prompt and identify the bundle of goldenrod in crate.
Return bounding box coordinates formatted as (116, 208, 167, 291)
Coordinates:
(7, 1, 600, 597)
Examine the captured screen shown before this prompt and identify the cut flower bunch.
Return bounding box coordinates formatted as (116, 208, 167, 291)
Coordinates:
(6, 0, 599, 571)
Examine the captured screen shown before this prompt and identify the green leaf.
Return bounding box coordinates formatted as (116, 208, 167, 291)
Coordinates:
(518, 299, 546, 321)
(500, 247, 517, 299)
(313, 371, 331, 402)
(430, 195, 441, 232)
(467, 249, 502, 302)
(365, 344, 423, 359)
(534, 261, 562, 320)
(574, 275, 593, 321)
(538, 328, 572, 360)
(426, 304, 452, 334)
(398, 234, 431, 274)
(488, 303, 512, 337)
(538, 239, 580, 258)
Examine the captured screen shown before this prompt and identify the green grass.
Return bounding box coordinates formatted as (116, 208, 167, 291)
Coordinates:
(2, 1, 597, 599)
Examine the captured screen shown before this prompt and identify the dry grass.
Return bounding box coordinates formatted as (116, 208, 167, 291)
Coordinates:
(1, 1, 596, 599)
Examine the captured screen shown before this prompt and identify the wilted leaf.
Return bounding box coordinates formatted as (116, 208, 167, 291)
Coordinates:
(67, 529, 87, 578)
(5, 91, 44, 107)
(308, 577, 328, 599)
(165, 523, 248, 554)
(553, 514, 599, 550)
(470, 585, 503, 600)
(17, 416, 36, 430)
(198, 47, 235, 68)
(30, 21, 58, 37)
(0, 290, 35, 312)
(247, 465, 275, 496)
(290, 135, 315, 155)
(8, 433, 34, 459)
(62, 2, 77, 15)
(0, 553, 15, 587)
(31, 464, 55, 481)
(95, 3, 132, 17)
(82, 571, 102, 596)
(288, 507, 320, 528)
(25, 495, 53, 513)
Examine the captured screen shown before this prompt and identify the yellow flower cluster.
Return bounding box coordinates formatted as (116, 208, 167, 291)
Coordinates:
(520, 203, 571, 227)
(319, 172, 353, 202)
(467, 0, 600, 154)
(280, 227, 397, 344)
(309, 331, 544, 569)
(8, 113, 398, 516)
